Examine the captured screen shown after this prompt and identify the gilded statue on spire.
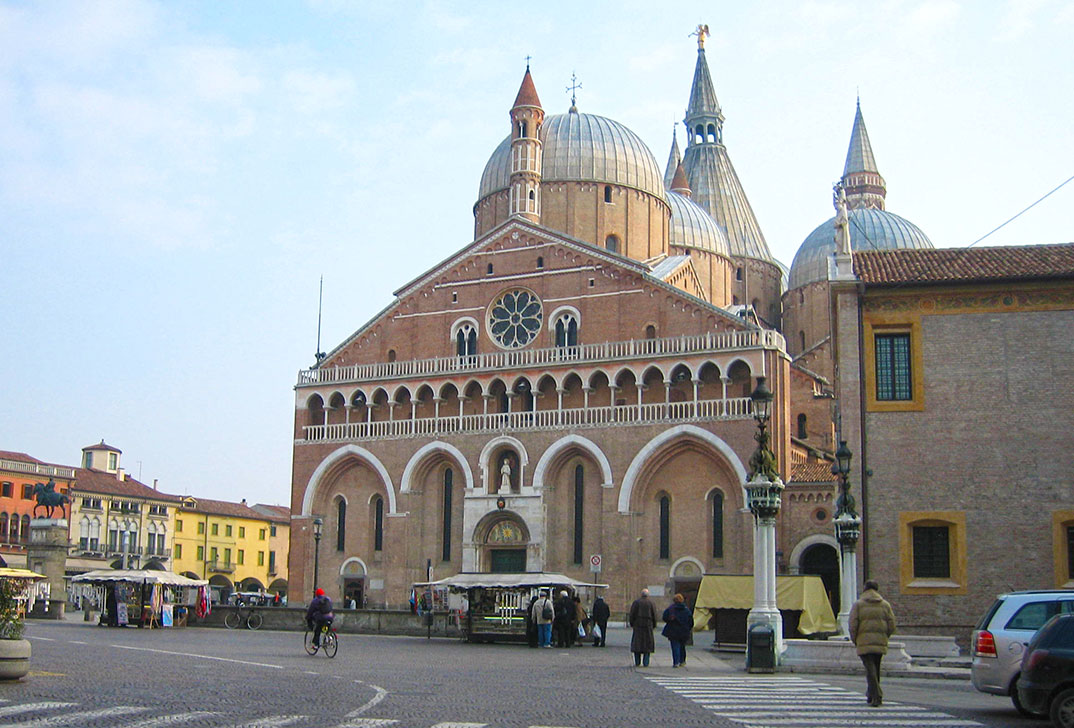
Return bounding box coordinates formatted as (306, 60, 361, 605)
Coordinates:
(691, 24, 710, 49)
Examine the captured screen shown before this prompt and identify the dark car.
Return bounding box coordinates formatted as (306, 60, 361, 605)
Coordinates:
(1016, 613, 1074, 726)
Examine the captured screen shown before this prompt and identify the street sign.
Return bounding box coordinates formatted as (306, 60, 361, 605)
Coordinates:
(590, 554, 602, 573)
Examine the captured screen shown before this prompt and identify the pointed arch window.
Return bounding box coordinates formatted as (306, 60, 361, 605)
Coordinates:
(336, 497, 346, 552)
(442, 468, 453, 562)
(605, 235, 619, 254)
(20, 515, 29, 543)
(659, 494, 671, 560)
(456, 325, 477, 357)
(604, 185, 612, 203)
(9, 515, 19, 544)
(0, 512, 8, 541)
(797, 413, 808, 439)
(573, 464, 584, 564)
(711, 491, 724, 558)
(555, 314, 578, 348)
(373, 496, 384, 552)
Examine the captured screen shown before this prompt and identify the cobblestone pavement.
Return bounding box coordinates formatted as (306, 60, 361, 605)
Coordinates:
(13, 620, 727, 728)
(10, 620, 1033, 728)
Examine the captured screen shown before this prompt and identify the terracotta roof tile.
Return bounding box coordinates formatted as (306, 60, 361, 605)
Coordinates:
(512, 69, 542, 109)
(790, 460, 837, 484)
(855, 243, 1074, 286)
(73, 468, 181, 501)
(179, 496, 274, 520)
(251, 504, 291, 523)
(0, 451, 43, 465)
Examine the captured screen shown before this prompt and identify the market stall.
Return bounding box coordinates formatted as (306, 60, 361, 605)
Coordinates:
(691, 574, 838, 648)
(71, 569, 209, 628)
(0, 568, 47, 623)
(414, 572, 607, 643)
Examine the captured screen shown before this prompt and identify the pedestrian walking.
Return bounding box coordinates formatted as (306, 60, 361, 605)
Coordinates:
(627, 588, 657, 667)
(848, 579, 897, 707)
(661, 593, 692, 667)
(531, 589, 555, 648)
(591, 595, 610, 647)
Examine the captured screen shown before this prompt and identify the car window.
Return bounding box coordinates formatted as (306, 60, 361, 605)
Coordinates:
(976, 598, 1004, 630)
(1061, 601, 1074, 615)
(1006, 601, 1061, 631)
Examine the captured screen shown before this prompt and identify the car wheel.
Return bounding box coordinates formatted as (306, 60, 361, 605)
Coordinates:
(1012, 681, 1047, 720)
(1051, 687, 1074, 728)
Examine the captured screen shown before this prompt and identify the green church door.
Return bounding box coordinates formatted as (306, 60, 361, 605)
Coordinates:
(490, 548, 526, 573)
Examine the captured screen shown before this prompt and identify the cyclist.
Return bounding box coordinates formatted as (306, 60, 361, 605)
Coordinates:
(306, 588, 334, 646)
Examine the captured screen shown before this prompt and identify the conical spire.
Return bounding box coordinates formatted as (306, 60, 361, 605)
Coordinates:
(843, 99, 878, 176)
(840, 99, 886, 210)
(663, 127, 682, 188)
(513, 68, 542, 109)
(670, 161, 691, 197)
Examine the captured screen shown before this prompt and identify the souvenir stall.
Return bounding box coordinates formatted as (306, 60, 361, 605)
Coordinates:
(70, 570, 209, 628)
(414, 572, 606, 643)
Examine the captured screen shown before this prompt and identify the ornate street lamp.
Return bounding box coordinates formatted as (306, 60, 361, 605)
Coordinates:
(312, 516, 324, 594)
(744, 375, 784, 669)
(831, 439, 862, 635)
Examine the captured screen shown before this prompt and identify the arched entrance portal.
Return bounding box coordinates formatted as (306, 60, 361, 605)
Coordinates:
(799, 543, 840, 614)
(341, 559, 366, 607)
(484, 516, 528, 573)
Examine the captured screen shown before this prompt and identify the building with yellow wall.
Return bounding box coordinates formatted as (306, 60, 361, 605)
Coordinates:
(173, 496, 289, 602)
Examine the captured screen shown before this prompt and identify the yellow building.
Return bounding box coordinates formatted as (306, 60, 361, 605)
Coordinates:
(173, 496, 289, 602)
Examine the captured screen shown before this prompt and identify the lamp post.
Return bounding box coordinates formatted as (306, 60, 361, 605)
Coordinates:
(312, 517, 324, 594)
(744, 376, 785, 664)
(832, 440, 861, 636)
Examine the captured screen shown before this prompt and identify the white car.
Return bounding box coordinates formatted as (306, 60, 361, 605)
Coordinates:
(971, 590, 1074, 717)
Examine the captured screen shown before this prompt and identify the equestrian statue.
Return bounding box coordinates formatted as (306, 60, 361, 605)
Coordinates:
(33, 478, 70, 519)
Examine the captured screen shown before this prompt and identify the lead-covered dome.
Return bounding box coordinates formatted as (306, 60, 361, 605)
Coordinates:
(789, 208, 933, 290)
(478, 111, 666, 203)
(667, 190, 729, 256)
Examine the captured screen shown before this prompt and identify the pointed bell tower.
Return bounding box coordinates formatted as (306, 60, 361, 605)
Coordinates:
(508, 64, 544, 223)
(841, 99, 887, 210)
(663, 127, 682, 189)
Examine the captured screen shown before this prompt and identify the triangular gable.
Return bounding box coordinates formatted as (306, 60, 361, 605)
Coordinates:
(318, 218, 761, 368)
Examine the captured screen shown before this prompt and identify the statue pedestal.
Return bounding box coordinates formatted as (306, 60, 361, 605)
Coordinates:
(27, 519, 69, 620)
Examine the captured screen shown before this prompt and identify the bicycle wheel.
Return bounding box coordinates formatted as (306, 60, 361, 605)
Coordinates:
(322, 630, 338, 658)
(224, 611, 241, 630)
(303, 630, 319, 655)
(246, 612, 263, 631)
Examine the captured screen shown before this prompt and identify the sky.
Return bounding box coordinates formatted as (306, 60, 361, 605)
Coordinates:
(1, 1, 1071, 507)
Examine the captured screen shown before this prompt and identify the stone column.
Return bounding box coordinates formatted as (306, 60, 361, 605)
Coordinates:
(27, 518, 70, 620)
(835, 512, 861, 636)
(745, 475, 784, 654)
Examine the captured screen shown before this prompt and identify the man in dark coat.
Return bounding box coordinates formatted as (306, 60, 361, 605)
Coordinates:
(591, 595, 610, 647)
(627, 588, 657, 666)
(848, 579, 897, 707)
(554, 590, 573, 648)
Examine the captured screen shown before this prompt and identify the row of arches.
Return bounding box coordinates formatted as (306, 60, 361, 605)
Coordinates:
(305, 360, 757, 427)
(0, 513, 30, 544)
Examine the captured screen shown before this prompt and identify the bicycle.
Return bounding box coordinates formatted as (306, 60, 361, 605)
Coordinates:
(224, 604, 263, 630)
(304, 622, 338, 658)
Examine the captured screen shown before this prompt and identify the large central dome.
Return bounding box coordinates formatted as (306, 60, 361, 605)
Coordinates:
(478, 111, 666, 203)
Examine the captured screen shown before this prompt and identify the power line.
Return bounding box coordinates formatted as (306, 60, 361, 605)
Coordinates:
(966, 173, 1074, 248)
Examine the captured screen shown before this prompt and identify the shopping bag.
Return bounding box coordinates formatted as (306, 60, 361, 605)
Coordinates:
(577, 623, 586, 637)
(592, 623, 602, 639)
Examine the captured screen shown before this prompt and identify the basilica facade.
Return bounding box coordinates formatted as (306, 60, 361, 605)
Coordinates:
(287, 33, 844, 612)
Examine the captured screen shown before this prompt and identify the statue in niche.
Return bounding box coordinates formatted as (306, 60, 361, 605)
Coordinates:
(499, 457, 512, 494)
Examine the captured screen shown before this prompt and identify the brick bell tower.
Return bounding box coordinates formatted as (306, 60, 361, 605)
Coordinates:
(508, 63, 544, 223)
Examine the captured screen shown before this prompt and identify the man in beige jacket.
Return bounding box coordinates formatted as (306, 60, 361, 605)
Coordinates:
(848, 579, 897, 707)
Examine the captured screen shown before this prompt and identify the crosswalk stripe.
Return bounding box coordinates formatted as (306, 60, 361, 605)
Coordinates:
(121, 712, 219, 727)
(337, 721, 400, 727)
(0, 704, 76, 718)
(0, 706, 147, 727)
(234, 717, 307, 727)
(430, 724, 488, 727)
(648, 676, 984, 728)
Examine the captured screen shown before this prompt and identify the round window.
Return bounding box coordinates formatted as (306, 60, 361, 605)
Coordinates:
(487, 289, 543, 349)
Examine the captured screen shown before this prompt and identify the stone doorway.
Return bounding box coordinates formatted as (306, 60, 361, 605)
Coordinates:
(799, 543, 840, 614)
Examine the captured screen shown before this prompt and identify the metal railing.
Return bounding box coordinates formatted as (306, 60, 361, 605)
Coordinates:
(304, 397, 754, 443)
(297, 330, 784, 386)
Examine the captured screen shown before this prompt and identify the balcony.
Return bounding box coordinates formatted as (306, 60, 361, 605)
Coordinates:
(144, 548, 171, 560)
(106, 546, 142, 558)
(206, 560, 235, 574)
(304, 397, 754, 443)
(297, 330, 785, 386)
(0, 458, 76, 480)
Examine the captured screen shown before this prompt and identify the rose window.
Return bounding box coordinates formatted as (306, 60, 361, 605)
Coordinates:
(488, 289, 543, 349)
